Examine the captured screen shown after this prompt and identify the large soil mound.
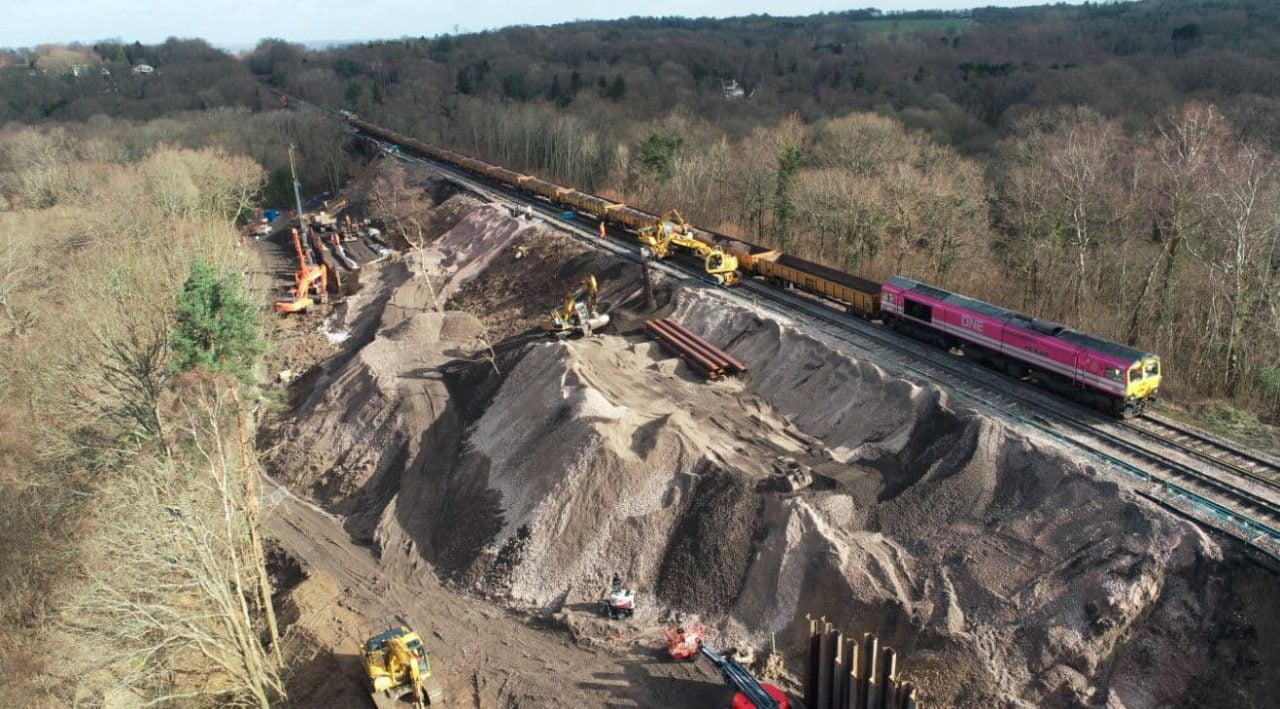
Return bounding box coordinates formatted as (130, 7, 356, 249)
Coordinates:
(268, 204, 1278, 707)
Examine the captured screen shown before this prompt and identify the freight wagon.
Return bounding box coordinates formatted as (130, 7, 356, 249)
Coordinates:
(739, 248, 881, 318)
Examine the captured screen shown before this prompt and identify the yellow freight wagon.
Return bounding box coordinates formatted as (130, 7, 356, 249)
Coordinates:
(743, 249, 881, 318)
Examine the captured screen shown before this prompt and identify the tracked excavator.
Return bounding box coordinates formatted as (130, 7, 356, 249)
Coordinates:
(540, 274, 610, 337)
(637, 210, 740, 286)
(361, 624, 445, 708)
(275, 228, 328, 314)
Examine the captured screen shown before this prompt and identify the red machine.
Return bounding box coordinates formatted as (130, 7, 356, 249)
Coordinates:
(664, 625, 789, 709)
(665, 623, 706, 661)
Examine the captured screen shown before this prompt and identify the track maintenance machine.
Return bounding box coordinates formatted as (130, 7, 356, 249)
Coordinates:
(275, 228, 328, 314)
(360, 623, 445, 708)
(540, 274, 610, 337)
(664, 624, 789, 709)
(637, 210, 741, 286)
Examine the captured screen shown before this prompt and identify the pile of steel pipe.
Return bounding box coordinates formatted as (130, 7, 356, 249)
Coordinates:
(805, 617, 918, 709)
(643, 317, 748, 380)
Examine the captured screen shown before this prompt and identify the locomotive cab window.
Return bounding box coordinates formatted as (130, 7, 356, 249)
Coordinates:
(903, 298, 932, 322)
(1146, 360, 1160, 376)
(1105, 367, 1123, 382)
(1129, 367, 1144, 382)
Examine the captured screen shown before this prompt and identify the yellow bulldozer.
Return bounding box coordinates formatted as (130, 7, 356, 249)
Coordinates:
(539, 274, 610, 337)
(636, 210, 740, 286)
(360, 624, 445, 708)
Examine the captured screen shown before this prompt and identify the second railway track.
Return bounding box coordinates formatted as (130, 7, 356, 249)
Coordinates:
(1123, 415, 1280, 490)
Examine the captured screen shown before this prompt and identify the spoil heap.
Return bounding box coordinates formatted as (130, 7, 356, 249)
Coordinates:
(267, 204, 1278, 707)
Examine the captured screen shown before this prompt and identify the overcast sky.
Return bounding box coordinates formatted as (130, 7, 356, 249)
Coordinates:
(6, 0, 1069, 49)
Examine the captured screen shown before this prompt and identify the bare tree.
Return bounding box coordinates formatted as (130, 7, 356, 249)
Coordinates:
(1142, 103, 1219, 339)
(1000, 108, 1139, 316)
(68, 383, 284, 708)
(369, 165, 442, 310)
(1186, 138, 1279, 393)
(0, 240, 36, 338)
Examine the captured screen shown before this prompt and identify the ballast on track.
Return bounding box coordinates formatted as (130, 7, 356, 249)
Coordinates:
(644, 317, 747, 380)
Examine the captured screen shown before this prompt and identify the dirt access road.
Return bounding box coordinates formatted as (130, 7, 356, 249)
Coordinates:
(263, 477, 732, 708)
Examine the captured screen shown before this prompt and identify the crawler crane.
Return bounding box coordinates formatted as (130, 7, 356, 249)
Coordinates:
(637, 210, 741, 286)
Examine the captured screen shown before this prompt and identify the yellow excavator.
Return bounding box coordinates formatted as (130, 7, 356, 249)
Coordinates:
(637, 210, 740, 286)
(540, 274, 610, 337)
(312, 198, 350, 232)
(361, 624, 445, 708)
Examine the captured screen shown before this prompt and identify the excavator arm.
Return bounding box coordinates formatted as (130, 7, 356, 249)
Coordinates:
(362, 625, 443, 709)
(387, 637, 426, 708)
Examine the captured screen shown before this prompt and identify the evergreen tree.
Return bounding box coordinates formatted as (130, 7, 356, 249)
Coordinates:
(502, 72, 528, 100)
(455, 67, 474, 95)
(773, 142, 803, 251)
(638, 131, 684, 182)
(607, 75, 627, 101)
(345, 81, 363, 103)
(172, 260, 263, 381)
(547, 74, 566, 105)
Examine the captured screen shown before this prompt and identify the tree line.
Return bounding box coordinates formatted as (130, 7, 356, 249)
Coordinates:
(0, 121, 289, 705)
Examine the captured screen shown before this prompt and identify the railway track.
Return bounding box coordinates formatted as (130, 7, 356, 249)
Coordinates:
(347, 118, 1280, 557)
(1123, 415, 1280, 489)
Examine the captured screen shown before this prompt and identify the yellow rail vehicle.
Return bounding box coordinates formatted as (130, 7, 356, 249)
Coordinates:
(742, 249, 881, 318)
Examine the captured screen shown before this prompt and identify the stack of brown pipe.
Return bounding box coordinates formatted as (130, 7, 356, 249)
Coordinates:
(644, 318, 748, 380)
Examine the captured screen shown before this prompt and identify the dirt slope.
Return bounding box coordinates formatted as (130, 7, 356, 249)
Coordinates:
(262, 202, 1278, 707)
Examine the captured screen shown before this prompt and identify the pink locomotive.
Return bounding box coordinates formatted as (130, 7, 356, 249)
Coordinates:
(880, 276, 1162, 417)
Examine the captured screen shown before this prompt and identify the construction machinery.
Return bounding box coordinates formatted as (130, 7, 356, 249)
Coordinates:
(275, 228, 328, 314)
(540, 274, 610, 337)
(637, 210, 741, 286)
(598, 574, 635, 619)
(665, 621, 706, 661)
(360, 624, 445, 709)
(664, 625, 789, 709)
(312, 198, 350, 232)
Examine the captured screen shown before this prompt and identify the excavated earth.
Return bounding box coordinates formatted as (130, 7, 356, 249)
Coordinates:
(261, 189, 1279, 707)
